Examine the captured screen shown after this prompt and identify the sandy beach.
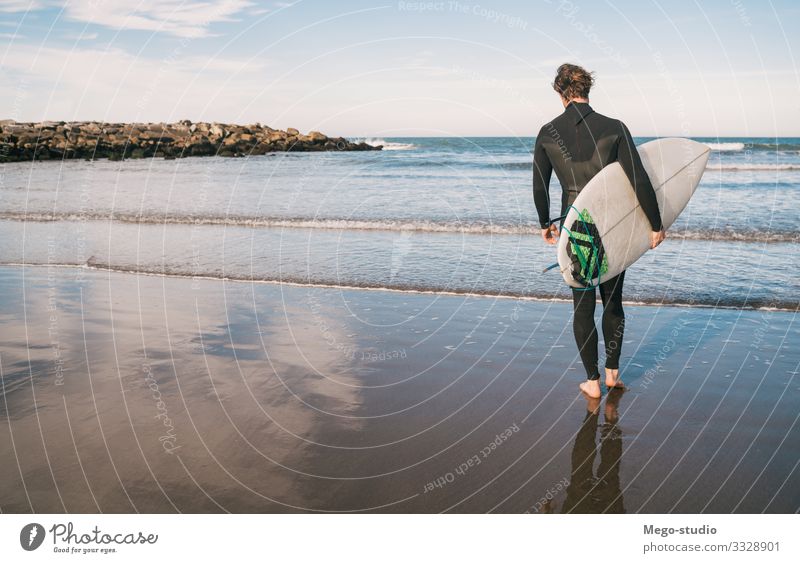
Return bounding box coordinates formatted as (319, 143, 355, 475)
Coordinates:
(0, 264, 797, 513)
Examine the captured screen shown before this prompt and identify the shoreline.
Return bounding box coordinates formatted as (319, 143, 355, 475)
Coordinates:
(2, 263, 797, 313)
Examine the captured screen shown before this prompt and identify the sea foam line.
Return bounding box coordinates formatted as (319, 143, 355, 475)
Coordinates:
(1, 261, 795, 312)
(707, 163, 800, 171)
(0, 211, 797, 242)
(499, 161, 800, 171)
(351, 138, 416, 150)
(707, 142, 746, 151)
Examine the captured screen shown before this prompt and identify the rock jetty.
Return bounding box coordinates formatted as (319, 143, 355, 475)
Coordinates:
(0, 120, 381, 161)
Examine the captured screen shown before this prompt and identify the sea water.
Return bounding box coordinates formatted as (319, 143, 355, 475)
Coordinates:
(0, 136, 798, 310)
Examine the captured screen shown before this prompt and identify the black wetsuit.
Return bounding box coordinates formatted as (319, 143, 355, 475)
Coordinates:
(532, 101, 662, 380)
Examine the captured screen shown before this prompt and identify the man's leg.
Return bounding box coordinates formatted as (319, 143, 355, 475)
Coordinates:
(572, 286, 600, 397)
(599, 271, 626, 386)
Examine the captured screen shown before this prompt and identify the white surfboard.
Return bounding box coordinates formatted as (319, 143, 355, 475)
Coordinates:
(556, 138, 710, 288)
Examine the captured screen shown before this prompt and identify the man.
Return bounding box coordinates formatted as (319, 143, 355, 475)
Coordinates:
(532, 63, 666, 399)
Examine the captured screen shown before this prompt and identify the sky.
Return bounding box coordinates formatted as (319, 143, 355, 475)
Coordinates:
(1, 0, 798, 137)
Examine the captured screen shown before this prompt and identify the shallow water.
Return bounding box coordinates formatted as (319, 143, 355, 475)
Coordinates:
(1, 136, 798, 310)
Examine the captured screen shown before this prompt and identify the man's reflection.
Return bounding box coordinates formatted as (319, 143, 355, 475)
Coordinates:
(562, 388, 625, 513)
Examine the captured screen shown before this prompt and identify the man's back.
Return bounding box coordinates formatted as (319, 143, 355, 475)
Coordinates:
(532, 101, 663, 232)
(534, 63, 666, 399)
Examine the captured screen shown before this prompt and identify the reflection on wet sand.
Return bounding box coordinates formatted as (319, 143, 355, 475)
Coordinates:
(562, 390, 625, 514)
(1, 266, 799, 513)
(0, 266, 365, 512)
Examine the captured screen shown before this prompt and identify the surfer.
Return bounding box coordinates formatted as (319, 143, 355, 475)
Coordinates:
(532, 63, 666, 399)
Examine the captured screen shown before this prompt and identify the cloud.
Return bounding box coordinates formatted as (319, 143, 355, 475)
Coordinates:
(248, 7, 272, 16)
(0, 0, 45, 12)
(61, 31, 98, 41)
(0, 43, 271, 121)
(67, 0, 256, 37)
(180, 54, 269, 73)
(0, 0, 256, 37)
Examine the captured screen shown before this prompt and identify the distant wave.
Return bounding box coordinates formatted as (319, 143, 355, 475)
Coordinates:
(707, 142, 746, 151)
(352, 138, 416, 151)
(706, 141, 800, 152)
(497, 162, 530, 170)
(499, 161, 800, 172)
(706, 163, 800, 171)
(2, 211, 798, 242)
(2, 260, 796, 312)
(669, 228, 800, 243)
(0, 211, 533, 234)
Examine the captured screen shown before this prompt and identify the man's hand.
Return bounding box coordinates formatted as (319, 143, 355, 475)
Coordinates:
(541, 224, 559, 245)
(650, 229, 666, 249)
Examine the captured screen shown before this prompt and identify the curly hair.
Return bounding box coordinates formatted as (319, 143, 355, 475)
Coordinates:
(552, 63, 595, 100)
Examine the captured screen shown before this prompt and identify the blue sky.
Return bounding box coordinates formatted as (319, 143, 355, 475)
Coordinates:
(1, 0, 798, 136)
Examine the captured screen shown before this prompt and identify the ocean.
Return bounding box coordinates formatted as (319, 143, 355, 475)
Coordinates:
(1, 136, 798, 311)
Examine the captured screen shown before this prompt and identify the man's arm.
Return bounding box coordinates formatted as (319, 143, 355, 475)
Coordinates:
(616, 121, 663, 232)
(532, 130, 553, 229)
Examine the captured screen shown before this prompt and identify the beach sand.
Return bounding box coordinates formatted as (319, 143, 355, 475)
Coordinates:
(0, 265, 797, 513)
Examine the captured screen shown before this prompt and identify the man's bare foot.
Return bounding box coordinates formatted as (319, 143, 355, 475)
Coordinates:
(579, 379, 601, 398)
(605, 367, 625, 389)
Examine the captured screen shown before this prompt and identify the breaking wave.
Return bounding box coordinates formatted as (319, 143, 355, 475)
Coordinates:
(2, 260, 795, 312)
(352, 138, 416, 150)
(1, 211, 797, 242)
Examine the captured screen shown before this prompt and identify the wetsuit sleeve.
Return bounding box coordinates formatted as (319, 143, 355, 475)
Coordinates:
(532, 130, 553, 229)
(616, 121, 663, 232)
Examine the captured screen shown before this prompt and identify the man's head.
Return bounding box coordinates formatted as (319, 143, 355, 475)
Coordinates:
(552, 63, 594, 106)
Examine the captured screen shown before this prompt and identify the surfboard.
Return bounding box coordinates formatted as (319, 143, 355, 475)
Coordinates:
(555, 138, 710, 288)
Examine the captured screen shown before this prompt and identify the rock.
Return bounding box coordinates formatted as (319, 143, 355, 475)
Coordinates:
(0, 120, 381, 162)
(190, 143, 215, 156)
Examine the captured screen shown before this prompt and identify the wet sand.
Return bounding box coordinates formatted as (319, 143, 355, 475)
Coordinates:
(0, 265, 798, 513)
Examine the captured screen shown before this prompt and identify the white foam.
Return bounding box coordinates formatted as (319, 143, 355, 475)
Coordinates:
(1, 211, 796, 242)
(707, 163, 800, 171)
(707, 142, 745, 151)
(353, 138, 416, 150)
(0, 211, 531, 234)
(2, 262, 795, 312)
